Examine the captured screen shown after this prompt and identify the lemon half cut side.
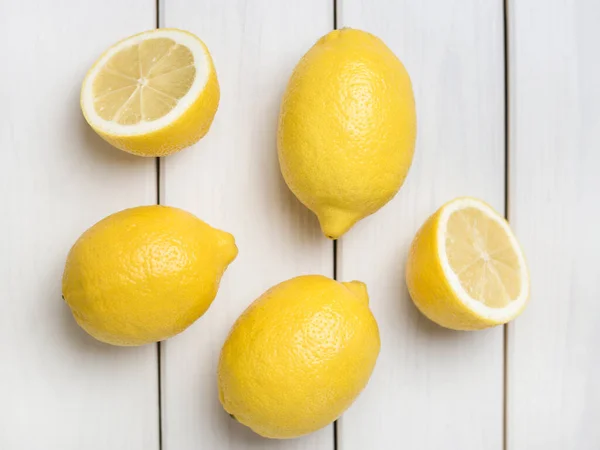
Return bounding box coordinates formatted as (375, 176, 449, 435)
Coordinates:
(407, 197, 530, 330)
(81, 28, 219, 157)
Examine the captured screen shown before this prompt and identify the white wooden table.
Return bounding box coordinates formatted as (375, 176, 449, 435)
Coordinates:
(2, 1, 598, 449)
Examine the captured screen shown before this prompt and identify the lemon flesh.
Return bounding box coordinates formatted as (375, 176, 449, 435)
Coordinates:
(218, 275, 380, 439)
(93, 38, 196, 125)
(406, 197, 529, 330)
(81, 29, 219, 156)
(278, 28, 416, 239)
(62, 206, 237, 346)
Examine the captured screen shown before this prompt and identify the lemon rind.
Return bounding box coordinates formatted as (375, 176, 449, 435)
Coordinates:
(81, 28, 211, 137)
(437, 197, 529, 323)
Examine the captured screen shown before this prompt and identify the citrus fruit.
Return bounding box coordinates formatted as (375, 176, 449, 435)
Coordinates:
(62, 205, 237, 346)
(81, 28, 219, 156)
(277, 28, 416, 239)
(406, 197, 529, 330)
(218, 275, 380, 439)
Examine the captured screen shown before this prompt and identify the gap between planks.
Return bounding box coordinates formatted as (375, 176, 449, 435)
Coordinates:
(156, 0, 164, 449)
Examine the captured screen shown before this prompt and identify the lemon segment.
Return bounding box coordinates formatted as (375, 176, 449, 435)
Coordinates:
(406, 197, 529, 330)
(81, 29, 219, 157)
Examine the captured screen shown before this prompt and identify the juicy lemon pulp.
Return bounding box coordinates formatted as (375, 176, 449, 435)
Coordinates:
(445, 206, 521, 308)
(93, 38, 196, 125)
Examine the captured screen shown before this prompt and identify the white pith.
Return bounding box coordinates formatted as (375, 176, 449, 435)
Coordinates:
(81, 29, 210, 136)
(437, 198, 529, 322)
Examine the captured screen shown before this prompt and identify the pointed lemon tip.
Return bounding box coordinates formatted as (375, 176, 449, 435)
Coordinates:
(317, 208, 359, 240)
(342, 281, 369, 304)
(216, 231, 238, 265)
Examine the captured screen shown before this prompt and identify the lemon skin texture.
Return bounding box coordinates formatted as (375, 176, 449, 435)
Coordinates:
(218, 275, 380, 439)
(62, 205, 237, 346)
(278, 28, 417, 239)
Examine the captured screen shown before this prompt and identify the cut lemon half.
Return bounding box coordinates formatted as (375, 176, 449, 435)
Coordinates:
(406, 197, 529, 330)
(81, 29, 219, 157)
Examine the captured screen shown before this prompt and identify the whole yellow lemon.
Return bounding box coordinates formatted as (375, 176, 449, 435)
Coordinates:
(218, 275, 380, 439)
(62, 205, 237, 346)
(278, 28, 417, 239)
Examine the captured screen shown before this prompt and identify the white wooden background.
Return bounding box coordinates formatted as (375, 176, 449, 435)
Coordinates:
(1, 0, 598, 449)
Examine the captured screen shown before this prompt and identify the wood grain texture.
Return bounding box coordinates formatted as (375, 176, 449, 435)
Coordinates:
(160, 1, 334, 449)
(336, 1, 506, 449)
(507, 1, 600, 448)
(0, 1, 159, 449)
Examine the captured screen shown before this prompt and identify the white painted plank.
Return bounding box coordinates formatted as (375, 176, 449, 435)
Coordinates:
(0, 2, 158, 449)
(507, 1, 600, 448)
(337, 1, 505, 449)
(161, 1, 333, 449)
